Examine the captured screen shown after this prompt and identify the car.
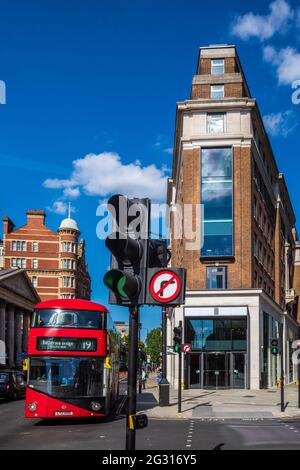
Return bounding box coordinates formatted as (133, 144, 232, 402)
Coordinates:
(0, 370, 26, 401)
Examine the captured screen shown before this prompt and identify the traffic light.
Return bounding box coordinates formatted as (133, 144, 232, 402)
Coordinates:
(271, 338, 279, 355)
(103, 194, 150, 306)
(148, 239, 170, 268)
(173, 325, 182, 353)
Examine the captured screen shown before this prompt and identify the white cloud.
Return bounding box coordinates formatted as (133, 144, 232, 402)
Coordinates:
(47, 201, 69, 215)
(163, 147, 173, 155)
(263, 110, 297, 136)
(263, 46, 300, 84)
(43, 152, 169, 202)
(43, 178, 71, 189)
(63, 187, 81, 199)
(231, 0, 294, 41)
(47, 200, 76, 215)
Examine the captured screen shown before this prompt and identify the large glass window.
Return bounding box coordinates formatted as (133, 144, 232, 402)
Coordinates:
(201, 148, 233, 257)
(29, 357, 104, 398)
(206, 267, 227, 288)
(186, 318, 247, 351)
(31, 309, 104, 329)
(12, 241, 26, 251)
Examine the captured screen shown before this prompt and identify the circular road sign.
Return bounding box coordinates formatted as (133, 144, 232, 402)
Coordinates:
(181, 344, 191, 353)
(149, 270, 181, 303)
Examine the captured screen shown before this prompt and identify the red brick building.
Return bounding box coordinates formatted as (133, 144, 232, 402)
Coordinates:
(2, 210, 91, 301)
(167, 45, 300, 390)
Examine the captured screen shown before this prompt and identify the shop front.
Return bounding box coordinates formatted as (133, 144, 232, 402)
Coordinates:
(184, 315, 248, 390)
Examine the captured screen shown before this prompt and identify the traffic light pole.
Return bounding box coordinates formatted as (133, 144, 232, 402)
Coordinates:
(298, 358, 300, 409)
(178, 320, 182, 413)
(126, 305, 139, 451)
(280, 322, 285, 413)
(138, 322, 142, 394)
(159, 306, 170, 406)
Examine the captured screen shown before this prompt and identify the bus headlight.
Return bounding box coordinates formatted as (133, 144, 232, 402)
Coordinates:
(28, 402, 37, 412)
(91, 401, 102, 411)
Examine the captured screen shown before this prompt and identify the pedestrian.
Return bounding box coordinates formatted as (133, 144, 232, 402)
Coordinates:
(155, 367, 163, 385)
(142, 368, 146, 389)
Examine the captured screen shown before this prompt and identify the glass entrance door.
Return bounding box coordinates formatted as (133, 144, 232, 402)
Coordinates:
(188, 353, 202, 388)
(203, 353, 230, 389)
(231, 353, 246, 388)
(188, 352, 247, 389)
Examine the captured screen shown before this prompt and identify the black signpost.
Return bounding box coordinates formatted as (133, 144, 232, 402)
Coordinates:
(103, 194, 186, 450)
(280, 323, 285, 413)
(126, 305, 139, 450)
(178, 321, 182, 414)
(298, 358, 300, 410)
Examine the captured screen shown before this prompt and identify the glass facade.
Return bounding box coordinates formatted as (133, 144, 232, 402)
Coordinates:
(201, 148, 233, 257)
(185, 318, 247, 352)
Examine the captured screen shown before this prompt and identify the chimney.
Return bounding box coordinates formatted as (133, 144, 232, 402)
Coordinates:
(3, 216, 15, 234)
(26, 210, 46, 228)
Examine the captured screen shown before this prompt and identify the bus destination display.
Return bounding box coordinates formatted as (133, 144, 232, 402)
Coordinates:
(37, 337, 97, 352)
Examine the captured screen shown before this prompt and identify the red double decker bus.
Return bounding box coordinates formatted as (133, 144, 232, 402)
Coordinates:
(25, 299, 120, 418)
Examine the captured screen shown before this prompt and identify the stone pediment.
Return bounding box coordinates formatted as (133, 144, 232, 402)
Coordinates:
(0, 269, 40, 303)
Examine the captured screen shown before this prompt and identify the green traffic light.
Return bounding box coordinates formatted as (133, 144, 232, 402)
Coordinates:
(117, 276, 129, 299)
(174, 344, 180, 353)
(271, 347, 279, 355)
(104, 270, 128, 299)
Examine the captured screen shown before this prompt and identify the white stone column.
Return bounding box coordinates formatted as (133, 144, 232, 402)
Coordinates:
(7, 304, 15, 368)
(249, 301, 261, 390)
(0, 303, 6, 365)
(15, 310, 22, 367)
(22, 312, 30, 353)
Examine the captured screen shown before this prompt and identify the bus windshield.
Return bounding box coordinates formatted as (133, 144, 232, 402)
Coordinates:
(31, 309, 104, 329)
(29, 357, 105, 398)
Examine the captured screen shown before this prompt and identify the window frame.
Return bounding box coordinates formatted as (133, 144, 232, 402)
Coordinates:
(210, 84, 224, 99)
(200, 147, 233, 259)
(211, 59, 225, 75)
(206, 266, 227, 289)
(207, 113, 225, 134)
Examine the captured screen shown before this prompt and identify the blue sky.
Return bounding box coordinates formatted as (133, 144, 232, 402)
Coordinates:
(1, 0, 300, 341)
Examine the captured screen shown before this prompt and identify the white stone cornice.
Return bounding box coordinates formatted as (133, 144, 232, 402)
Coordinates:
(177, 98, 256, 112)
(192, 73, 243, 85)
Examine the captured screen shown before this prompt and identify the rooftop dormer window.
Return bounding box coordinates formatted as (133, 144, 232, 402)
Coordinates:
(211, 59, 224, 75)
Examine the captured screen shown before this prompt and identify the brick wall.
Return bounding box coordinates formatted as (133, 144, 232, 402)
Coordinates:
(172, 146, 254, 290)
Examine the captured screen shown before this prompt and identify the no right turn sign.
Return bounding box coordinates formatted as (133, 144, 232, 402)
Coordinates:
(145, 267, 186, 306)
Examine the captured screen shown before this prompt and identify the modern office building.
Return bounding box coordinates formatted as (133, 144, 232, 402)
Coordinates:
(167, 45, 300, 390)
(2, 209, 91, 301)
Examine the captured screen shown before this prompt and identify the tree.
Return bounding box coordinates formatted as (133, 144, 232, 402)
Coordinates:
(146, 327, 162, 365)
(123, 335, 146, 367)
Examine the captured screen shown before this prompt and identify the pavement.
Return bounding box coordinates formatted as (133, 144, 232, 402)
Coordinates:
(2, 374, 300, 450)
(137, 373, 300, 420)
(2, 398, 300, 449)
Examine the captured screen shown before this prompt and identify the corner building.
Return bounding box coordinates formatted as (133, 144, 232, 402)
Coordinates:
(167, 45, 300, 390)
(3, 210, 91, 301)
